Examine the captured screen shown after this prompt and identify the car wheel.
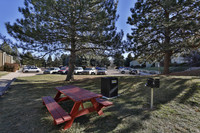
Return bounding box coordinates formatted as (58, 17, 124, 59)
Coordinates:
(25, 71, 28, 73)
(121, 71, 125, 74)
(36, 71, 39, 72)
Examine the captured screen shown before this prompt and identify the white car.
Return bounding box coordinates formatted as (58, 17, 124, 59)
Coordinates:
(43, 67, 60, 74)
(119, 67, 131, 74)
(97, 67, 107, 75)
(82, 67, 97, 75)
(23, 67, 41, 73)
(74, 67, 83, 75)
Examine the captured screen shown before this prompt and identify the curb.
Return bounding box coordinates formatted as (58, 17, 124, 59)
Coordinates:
(0, 78, 16, 96)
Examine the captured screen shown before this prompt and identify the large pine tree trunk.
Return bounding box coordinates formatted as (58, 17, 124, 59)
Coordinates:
(66, 42, 76, 81)
(163, 51, 172, 74)
(163, 11, 171, 75)
(66, 51, 76, 81)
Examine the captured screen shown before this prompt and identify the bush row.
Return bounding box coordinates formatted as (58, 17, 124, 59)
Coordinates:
(4, 63, 20, 72)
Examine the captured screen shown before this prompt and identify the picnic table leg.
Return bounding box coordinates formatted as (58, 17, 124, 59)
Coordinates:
(63, 102, 81, 130)
(54, 91, 70, 102)
(54, 91, 61, 101)
(90, 98, 104, 115)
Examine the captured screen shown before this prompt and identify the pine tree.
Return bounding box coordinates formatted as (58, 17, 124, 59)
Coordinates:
(21, 52, 34, 65)
(0, 42, 13, 55)
(53, 57, 60, 67)
(127, 0, 200, 74)
(100, 57, 111, 67)
(124, 53, 133, 67)
(113, 52, 124, 67)
(47, 55, 52, 67)
(6, 0, 123, 80)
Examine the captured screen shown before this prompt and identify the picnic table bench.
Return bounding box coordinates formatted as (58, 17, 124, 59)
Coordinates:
(42, 85, 113, 130)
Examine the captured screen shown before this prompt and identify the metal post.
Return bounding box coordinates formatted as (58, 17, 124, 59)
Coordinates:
(151, 88, 153, 109)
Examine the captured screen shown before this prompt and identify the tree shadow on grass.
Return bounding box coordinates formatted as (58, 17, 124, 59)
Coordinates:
(1, 75, 198, 132)
(139, 77, 191, 106)
(67, 76, 195, 132)
(178, 83, 199, 106)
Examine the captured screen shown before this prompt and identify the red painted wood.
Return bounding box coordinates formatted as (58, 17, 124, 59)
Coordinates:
(90, 98, 104, 115)
(47, 97, 71, 121)
(55, 85, 102, 102)
(42, 96, 71, 125)
(75, 107, 96, 118)
(55, 97, 70, 103)
(42, 96, 64, 125)
(54, 91, 61, 100)
(95, 98, 113, 107)
(49, 86, 113, 130)
(64, 102, 81, 130)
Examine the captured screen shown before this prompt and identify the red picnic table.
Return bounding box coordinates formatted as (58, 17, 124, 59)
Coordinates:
(42, 85, 113, 130)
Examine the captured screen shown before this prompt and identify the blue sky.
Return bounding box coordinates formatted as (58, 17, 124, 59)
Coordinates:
(0, 0, 136, 56)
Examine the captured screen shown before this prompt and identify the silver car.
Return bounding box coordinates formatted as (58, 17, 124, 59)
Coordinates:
(43, 67, 60, 74)
(23, 67, 41, 73)
(82, 67, 97, 75)
(97, 67, 107, 75)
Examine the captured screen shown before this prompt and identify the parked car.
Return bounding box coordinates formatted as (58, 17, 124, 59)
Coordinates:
(115, 66, 124, 70)
(58, 67, 69, 74)
(97, 67, 107, 75)
(74, 67, 84, 75)
(95, 67, 101, 70)
(43, 67, 60, 74)
(119, 67, 131, 74)
(22, 65, 35, 71)
(82, 67, 97, 75)
(129, 69, 140, 75)
(23, 67, 41, 73)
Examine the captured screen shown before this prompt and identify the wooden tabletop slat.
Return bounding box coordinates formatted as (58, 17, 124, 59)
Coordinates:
(55, 85, 102, 102)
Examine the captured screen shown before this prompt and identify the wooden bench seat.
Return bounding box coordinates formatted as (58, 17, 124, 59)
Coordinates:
(96, 98, 113, 107)
(42, 96, 71, 125)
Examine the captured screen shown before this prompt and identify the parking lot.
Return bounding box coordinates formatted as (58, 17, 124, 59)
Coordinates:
(107, 69, 132, 76)
(19, 68, 140, 76)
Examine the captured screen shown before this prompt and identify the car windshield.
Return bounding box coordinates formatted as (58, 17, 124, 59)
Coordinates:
(84, 68, 92, 70)
(48, 68, 54, 70)
(61, 67, 66, 70)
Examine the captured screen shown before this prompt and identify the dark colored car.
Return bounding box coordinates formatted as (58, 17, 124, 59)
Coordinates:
(129, 69, 140, 75)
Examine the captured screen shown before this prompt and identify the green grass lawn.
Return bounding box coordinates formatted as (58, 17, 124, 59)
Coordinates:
(0, 75, 200, 133)
(0, 71, 9, 78)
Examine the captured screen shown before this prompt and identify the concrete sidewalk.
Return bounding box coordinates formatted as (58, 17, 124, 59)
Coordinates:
(0, 70, 41, 96)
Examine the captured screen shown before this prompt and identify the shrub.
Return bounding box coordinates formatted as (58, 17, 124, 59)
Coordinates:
(4, 63, 20, 72)
(0, 66, 4, 71)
